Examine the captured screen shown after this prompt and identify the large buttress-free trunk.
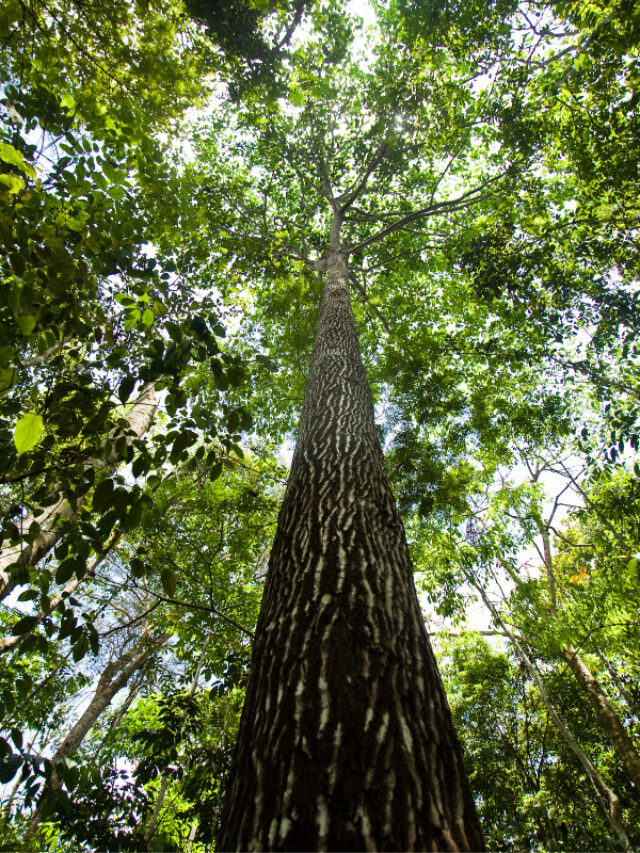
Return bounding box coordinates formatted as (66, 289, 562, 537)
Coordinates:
(217, 241, 484, 851)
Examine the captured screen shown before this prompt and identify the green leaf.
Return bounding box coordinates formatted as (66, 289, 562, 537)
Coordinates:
(92, 478, 115, 513)
(60, 92, 77, 111)
(56, 558, 79, 585)
(161, 568, 176, 598)
(0, 142, 36, 178)
(118, 376, 136, 403)
(12, 616, 38, 636)
(114, 293, 136, 307)
(0, 142, 24, 169)
(121, 498, 142, 531)
(16, 315, 37, 336)
(112, 487, 130, 518)
(65, 215, 84, 231)
(131, 454, 148, 478)
(0, 756, 22, 784)
(72, 635, 89, 662)
(170, 430, 197, 461)
(0, 173, 26, 194)
(14, 413, 44, 454)
(130, 557, 146, 578)
(0, 366, 15, 393)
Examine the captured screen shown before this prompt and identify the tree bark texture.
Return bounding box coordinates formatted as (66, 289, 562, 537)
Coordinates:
(217, 243, 484, 852)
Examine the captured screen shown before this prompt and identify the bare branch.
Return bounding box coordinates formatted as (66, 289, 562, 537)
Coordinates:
(347, 174, 505, 255)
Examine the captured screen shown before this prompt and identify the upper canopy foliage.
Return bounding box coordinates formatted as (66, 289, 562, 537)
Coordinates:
(0, 0, 639, 848)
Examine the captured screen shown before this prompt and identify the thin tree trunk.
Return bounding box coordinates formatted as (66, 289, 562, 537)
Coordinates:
(471, 577, 632, 850)
(0, 382, 162, 600)
(593, 645, 640, 719)
(186, 817, 199, 850)
(27, 630, 170, 835)
(143, 776, 168, 847)
(143, 637, 210, 848)
(0, 533, 120, 656)
(541, 529, 556, 609)
(538, 525, 640, 793)
(217, 216, 484, 851)
(497, 528, 640, 797)
(562, 645, 640, 790)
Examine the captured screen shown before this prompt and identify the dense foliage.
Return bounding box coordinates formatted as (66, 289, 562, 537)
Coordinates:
(1, 0, 639, 849)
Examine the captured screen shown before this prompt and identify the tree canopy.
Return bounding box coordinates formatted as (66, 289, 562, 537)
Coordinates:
(1, 0, 639, 849)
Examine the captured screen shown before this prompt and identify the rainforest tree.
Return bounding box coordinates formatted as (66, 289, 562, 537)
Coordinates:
(1, 0, 640, 849)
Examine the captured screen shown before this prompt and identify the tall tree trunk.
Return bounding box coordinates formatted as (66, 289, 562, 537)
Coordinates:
(27, 630, 170, 836)
(496, 522, 640, 799)
(0, 382, 162, 601)
(217, 219, 484, 852)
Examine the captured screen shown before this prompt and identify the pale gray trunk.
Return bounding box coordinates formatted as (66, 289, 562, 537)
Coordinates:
(541, 529, 556, 609)
(562, 645, 640, 791)
(143, 776, 168, 846)
(27, 630, 170, 835)
(0, 382, 162, 600)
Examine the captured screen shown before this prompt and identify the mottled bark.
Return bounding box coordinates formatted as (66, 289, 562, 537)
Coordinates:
(217, 224, 484, 852)
(0, 382, 162, 601)
(562, 645, 640, 791)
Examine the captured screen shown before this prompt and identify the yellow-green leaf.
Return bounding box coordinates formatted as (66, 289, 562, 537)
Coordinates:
(14, 413, 44, 454)
(0, 143, 36, 179)
(16, 315, 36, 335)
(60, 92, 76, 111)
(0, 173, 25, 195)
